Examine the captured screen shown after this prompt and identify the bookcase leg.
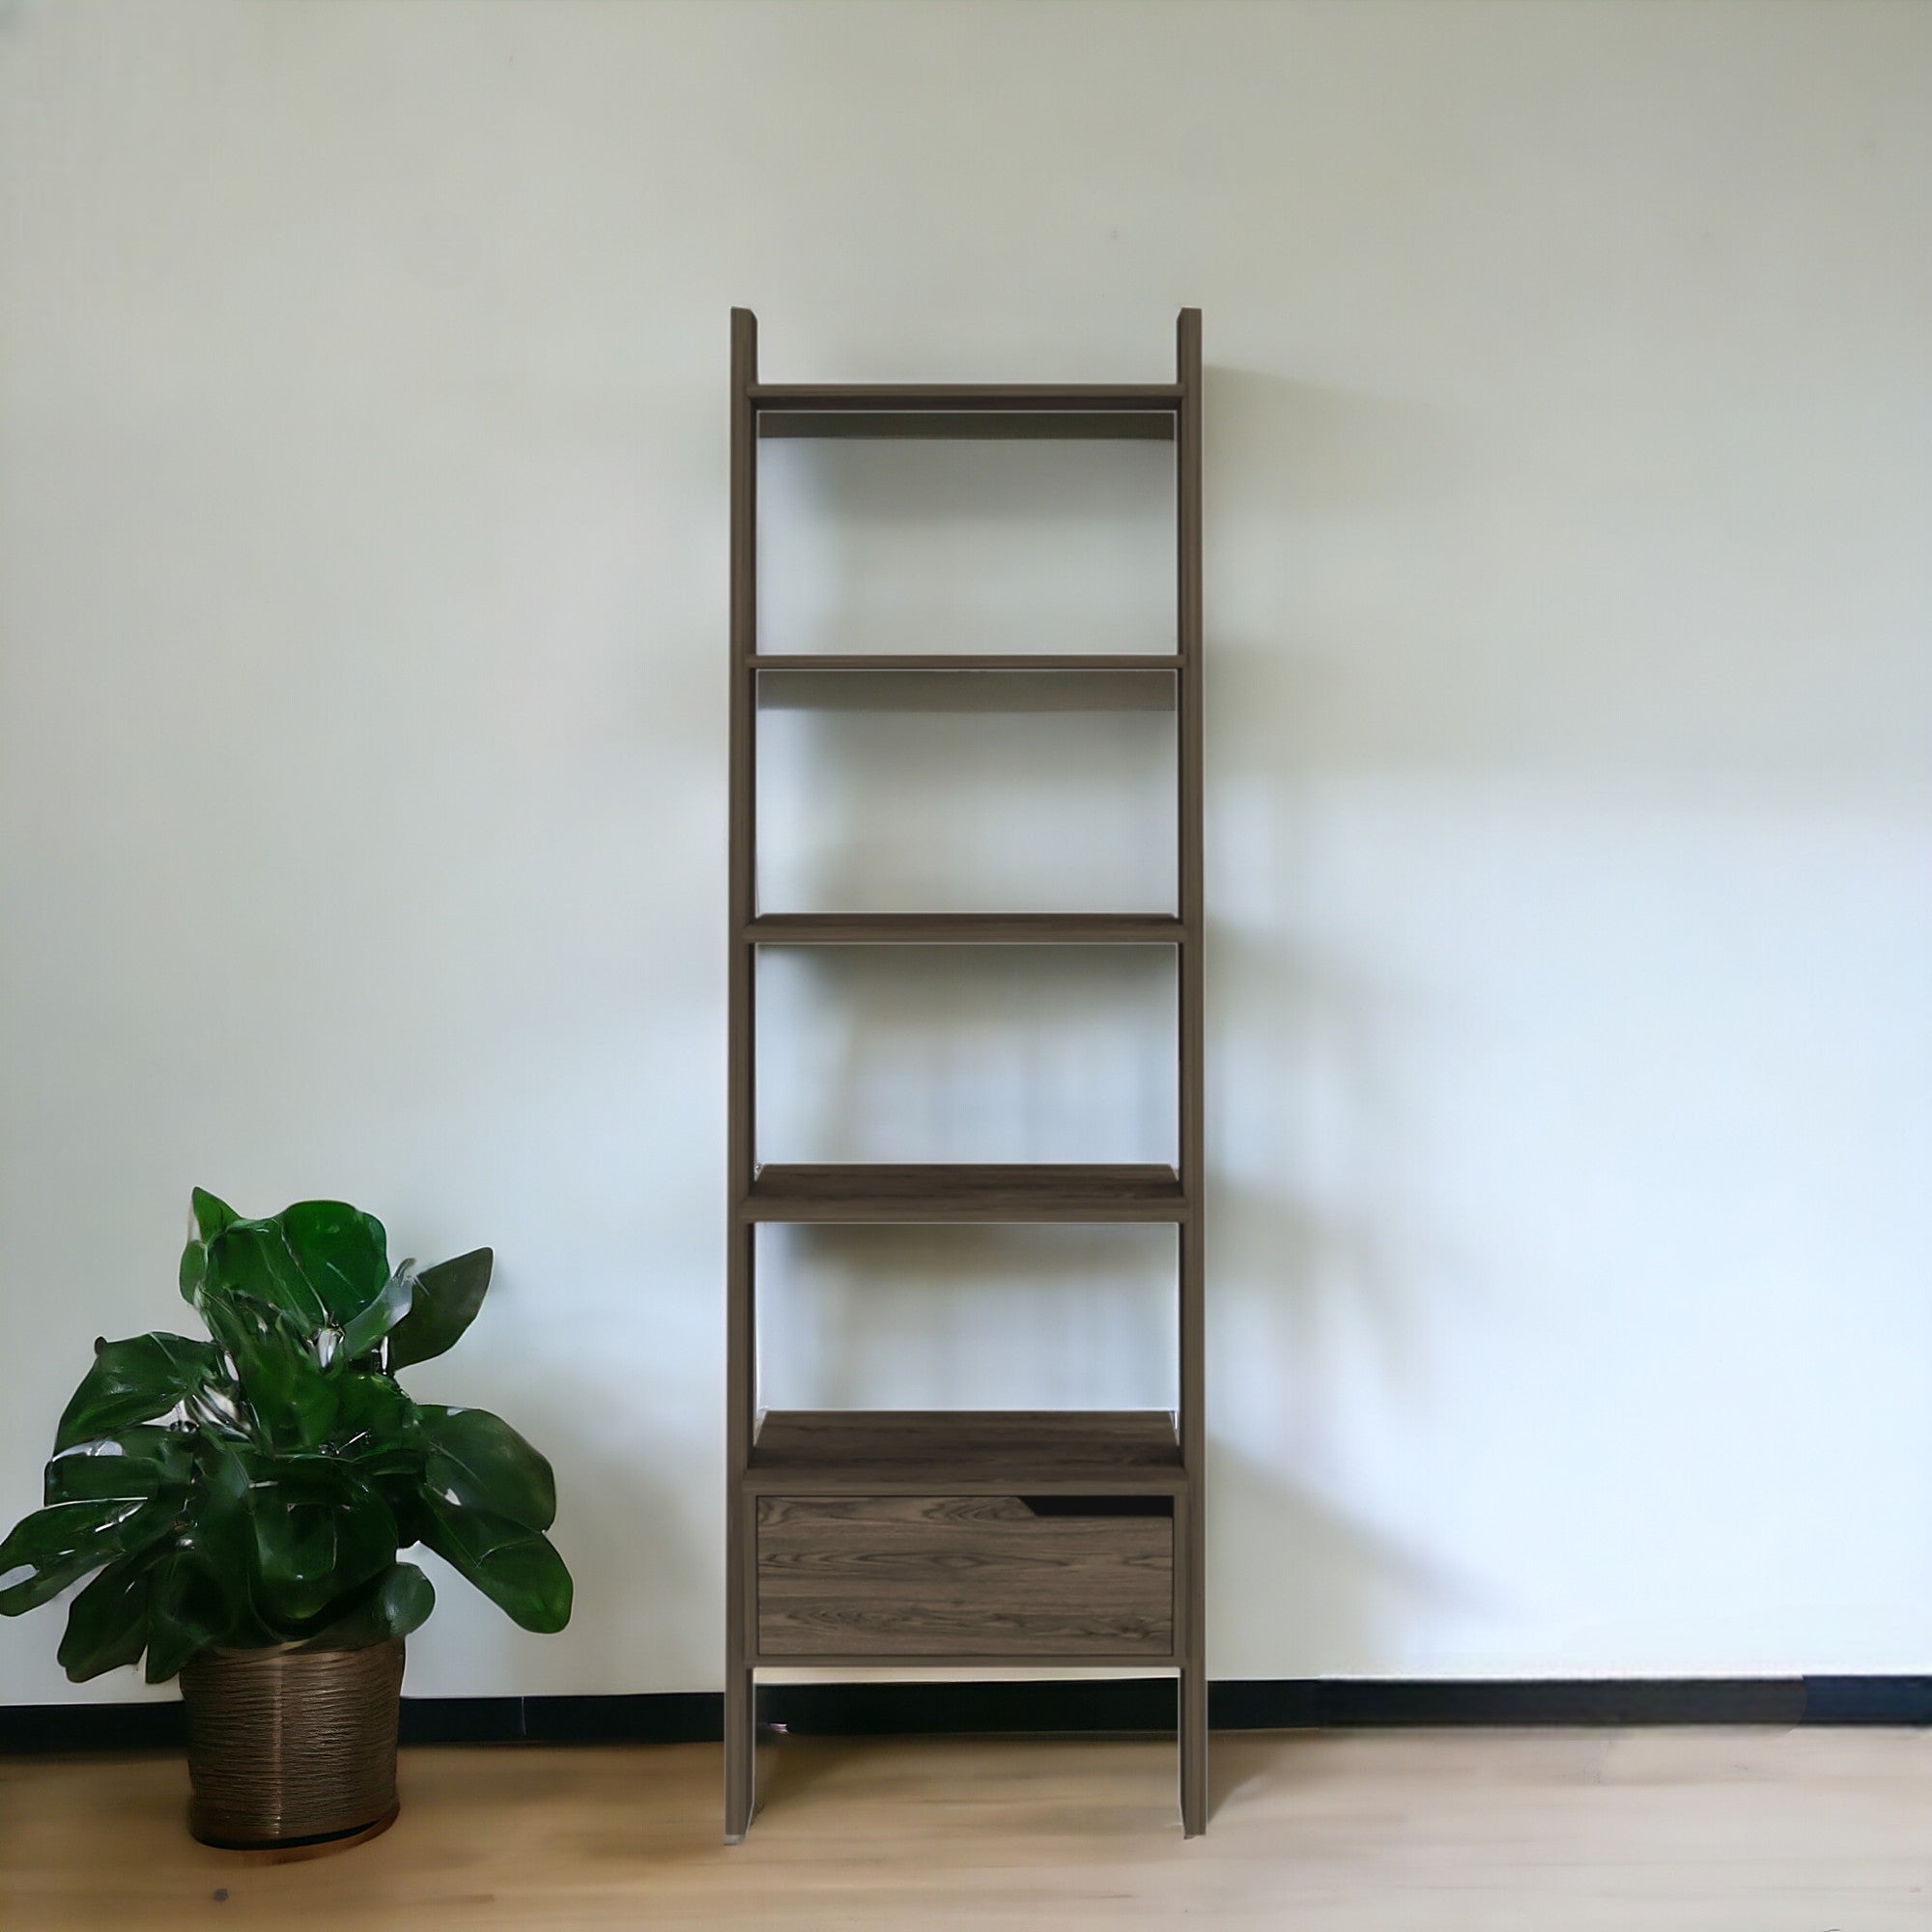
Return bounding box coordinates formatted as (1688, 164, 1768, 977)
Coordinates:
(724, 1664, 756, 1843)
(1179, 1662, 1208, 1836)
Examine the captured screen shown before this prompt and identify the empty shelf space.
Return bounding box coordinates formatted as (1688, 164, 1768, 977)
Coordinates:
(744, 1163, 1187, 1224)
(752, 384, 1181, 441)
(750, 654, 1183, 672)
(746, 913, 1186, 946)
(747, 1408, 1185, 1493)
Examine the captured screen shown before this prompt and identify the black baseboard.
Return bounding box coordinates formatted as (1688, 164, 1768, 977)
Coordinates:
(5, 1676, 1930, 1754)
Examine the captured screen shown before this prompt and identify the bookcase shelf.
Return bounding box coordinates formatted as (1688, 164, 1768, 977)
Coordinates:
(747, 1409, 1185, 1492)
(744, 1162, 1187, 1225)
(749, 653, 1182, 671)
(746, 913, 1185, 946)
(752, 383, 1181, 441)
(725, 310, 1206, 1840)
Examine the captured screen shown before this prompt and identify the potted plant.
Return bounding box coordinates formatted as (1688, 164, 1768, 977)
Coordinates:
(0, 1188, 571, 1849)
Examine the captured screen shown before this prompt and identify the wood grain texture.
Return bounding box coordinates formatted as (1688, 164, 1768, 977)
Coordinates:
(749, 1410, 1183, 1494)
(7, 1731, 1930, 1931)
(759, 410, 1174, 440)
(755, 1494, 1174, 1659)
(724, 304, 759, 1844)
(747, 654, 1183, 670)
(745, 913, 1185, 946)
(727, 312, 1206, 1836)
(744, 1164, 1187, 1224)
(1174, 305, 1208, 1837)
(749, 382, 1183, 408)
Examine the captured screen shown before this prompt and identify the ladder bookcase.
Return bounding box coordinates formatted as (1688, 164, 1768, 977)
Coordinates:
(725, 309, 1206, 1839)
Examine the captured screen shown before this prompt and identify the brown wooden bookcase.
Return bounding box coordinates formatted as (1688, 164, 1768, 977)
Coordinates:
(725, 310, 1206, 1839)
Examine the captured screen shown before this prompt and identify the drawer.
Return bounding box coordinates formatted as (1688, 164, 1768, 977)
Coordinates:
(754, 1492, 1174, 1659)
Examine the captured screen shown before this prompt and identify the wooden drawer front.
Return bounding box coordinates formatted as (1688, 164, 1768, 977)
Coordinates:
(755, 1494, 1174, 1659)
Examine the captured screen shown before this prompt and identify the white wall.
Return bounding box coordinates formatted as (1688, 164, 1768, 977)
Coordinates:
(2, 0, 1928, 1704)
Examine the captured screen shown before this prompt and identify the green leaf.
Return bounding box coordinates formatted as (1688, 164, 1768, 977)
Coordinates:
(298, 1561, 435, 1651)
(54, 1334, 223, 1453)
(279, 1201, 391, 1325)
(189, 1201, 392, 1337)
(16, 1192, 563, 1670)
(198, 1293, 338, 1450)
(0, 1496, 177, 1615)
(367, 1559, 434, 1640)
(339, 1265, 414, 1363)
(181, 1375, 250, 1441)
(58, 1550, 156, 1681)
(331, 1372, 418, 1468)
(377, 1464, 435, 1554)
(418, 1494, 571, 1633)
(144, 1544, 236, 1682)
(178, 1187, 239, 1303)
(160, 1438, 289, 1663)
(191, 1189, 240, 1241)
(198, 1221, 328, 1328)
(0, 1548, 100, 1616)
(246, 1462, 396, 1627)
(45, 1427, 192, 1506)
(385, 1247, 492, 1373)
(192, 1429, 252, 1526)
(184, 1433, 270, 1637)
(418, 1406, 555, 1532)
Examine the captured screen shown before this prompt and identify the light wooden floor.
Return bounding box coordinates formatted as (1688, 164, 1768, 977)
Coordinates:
(4, 1728, 1929, 1929)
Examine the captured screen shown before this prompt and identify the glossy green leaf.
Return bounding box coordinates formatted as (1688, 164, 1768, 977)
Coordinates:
(144, 1544, 236, 1682)
(18, 1191, 570, 1662)
(331, 1373, 418, 1467)
(191, 1188, 240, 1241)
(298, 1561, 435, 1651)
(417, 1495, 571, 1633)
(45, 1427, 192, 1506)
(247, 1462, 396, 1626)
(54, 1334, 223, 1453)
(182, 1375, 250, 1441)
(184, 1434, 267, 1631)
(419, 1406, 555, 1533)
(338, 1265, 414, 1363)
(197, 1221, 327, 1328)
(178, 1188, 239, 1302)
(194, 1426, 251, 1512)
(198, 1293, 338, 1450)
(385, 1248, 492, 1373)
(58, 1550, 156, 1681)
(279, 1201, 390, 1325)
(0, 1496, 176, 1615)
(190, 1200, 392, 1336)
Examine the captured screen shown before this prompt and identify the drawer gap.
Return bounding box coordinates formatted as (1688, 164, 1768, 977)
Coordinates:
(1014, 1494, 1173, 1518)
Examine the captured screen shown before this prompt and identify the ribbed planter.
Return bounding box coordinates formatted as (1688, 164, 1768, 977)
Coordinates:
(180, 1638, 405, 1849)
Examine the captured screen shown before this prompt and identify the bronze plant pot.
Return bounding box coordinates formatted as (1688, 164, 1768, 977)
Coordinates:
(180, 1638, 405, 1850)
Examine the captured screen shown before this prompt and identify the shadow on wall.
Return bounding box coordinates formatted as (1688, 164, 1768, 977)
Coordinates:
(757, 433, 1175, 659)
(756, 1223, 1179, 1412)
(723, 364, 1483, 1675)
(755, 943, 1178, 1165)
(757, 670, 1179, 915)
(1204, 366, 1472, 1671)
